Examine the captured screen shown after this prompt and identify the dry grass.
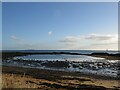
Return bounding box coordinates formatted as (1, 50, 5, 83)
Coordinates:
(2, 73, 50, 89)
(2, 66, 120, 89)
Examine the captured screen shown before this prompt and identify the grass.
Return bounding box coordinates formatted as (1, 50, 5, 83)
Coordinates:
(2, 66, 119, 89)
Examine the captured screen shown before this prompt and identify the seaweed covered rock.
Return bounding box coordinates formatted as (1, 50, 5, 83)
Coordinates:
(41, 61, 70, 68)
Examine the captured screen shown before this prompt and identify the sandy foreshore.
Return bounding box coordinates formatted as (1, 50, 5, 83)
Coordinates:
(2, 65, 120, 90)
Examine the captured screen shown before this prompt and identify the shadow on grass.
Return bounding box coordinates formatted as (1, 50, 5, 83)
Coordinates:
(26, 80, 115, 90)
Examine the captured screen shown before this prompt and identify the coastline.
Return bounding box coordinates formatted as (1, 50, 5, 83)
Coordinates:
(2, 65, 119, 89)
(2, 51, 120, 89)
(2, 51, 120, 60)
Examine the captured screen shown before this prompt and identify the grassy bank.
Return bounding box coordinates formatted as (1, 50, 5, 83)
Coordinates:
(2, 66, 119, 89)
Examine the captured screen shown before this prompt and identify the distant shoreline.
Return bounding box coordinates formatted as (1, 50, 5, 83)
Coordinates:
(2, 51, 120, 60)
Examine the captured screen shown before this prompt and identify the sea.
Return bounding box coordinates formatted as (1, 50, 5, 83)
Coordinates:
(1, 50, 118, 54)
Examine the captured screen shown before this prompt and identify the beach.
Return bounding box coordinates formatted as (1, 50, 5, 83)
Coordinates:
(1, 51, 120, 89)
(2, 66, 119, 89)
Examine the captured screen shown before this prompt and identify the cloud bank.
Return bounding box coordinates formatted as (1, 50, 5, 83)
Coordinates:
(8, 33, 118, 50)
(60, 33, 118, 50)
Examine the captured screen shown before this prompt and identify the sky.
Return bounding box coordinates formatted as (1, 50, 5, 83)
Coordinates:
(2, 2, 118, 50)
(2, 0, 120, 2)
(0, 2, 1, 50)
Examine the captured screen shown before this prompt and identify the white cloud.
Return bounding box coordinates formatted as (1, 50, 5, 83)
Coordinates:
(9, 35, 60, 50)
(60, 36, 82, 42)
(10, 35, 18, 40)
(85, 34, 115, 40)
(59, 34, 118, 50)
(48, 31, 52, 35)
(8, 34, 118, 50)
(10, 35, 24, 44)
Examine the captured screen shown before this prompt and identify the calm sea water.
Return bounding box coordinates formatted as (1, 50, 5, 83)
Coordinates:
(2, 50, 118, 54)
(14, 54, 105, 62)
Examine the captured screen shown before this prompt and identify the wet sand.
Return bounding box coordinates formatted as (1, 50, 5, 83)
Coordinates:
(2, 66, 120, 89)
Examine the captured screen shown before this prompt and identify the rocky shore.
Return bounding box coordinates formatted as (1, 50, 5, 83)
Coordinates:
(1, 51, 120, 89)
(2, 66, 119, 89)
(3, 58, 119, 78)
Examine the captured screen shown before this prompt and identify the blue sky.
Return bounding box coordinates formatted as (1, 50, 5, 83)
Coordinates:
(2, 0, 120, 2)
(0, 2, 1, 50)
(2, 2, 118, 50)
